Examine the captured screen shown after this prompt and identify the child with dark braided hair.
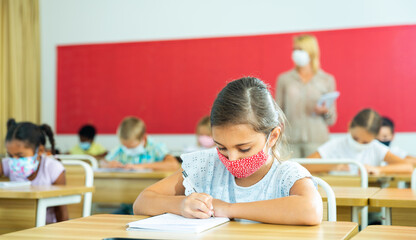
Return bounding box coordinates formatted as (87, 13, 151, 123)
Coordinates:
(1, 119, 68, 224)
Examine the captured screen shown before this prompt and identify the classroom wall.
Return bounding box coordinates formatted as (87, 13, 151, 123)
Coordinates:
(40, 0, 416, 154)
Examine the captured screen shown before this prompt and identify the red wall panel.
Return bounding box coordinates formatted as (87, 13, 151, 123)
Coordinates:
(57, 24, 416, 134)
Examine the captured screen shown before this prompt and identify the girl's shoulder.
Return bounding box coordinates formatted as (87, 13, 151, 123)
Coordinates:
(42, 155, 64, 168)
(275, 160, 312, 178)
(31, 156, 65, 185)
(273, 160, 315, 197)
(180, 148, 225, 195)
(180, 148, 219, 169)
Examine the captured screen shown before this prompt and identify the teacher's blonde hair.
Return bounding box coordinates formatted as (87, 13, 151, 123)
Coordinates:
(294, 34, 320, 73)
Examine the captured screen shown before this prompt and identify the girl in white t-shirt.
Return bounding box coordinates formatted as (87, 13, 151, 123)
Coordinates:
(307, 109, 413, 175)
(133, 77, 323, 225)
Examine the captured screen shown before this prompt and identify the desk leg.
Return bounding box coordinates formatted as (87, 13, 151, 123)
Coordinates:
(381, 207, 392, 225)
(36, 195, 82, 227)
(361, 206, 368, 229)
(352, 206, 368, 230)
(352, 206, 359, 224)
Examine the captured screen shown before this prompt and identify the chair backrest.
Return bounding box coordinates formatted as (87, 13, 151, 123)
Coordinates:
(62, 160, 94, 218)
(412, 168, 416, 191)
(291, 158, 368, 188)
(314, 177, 337, 222)
(56, 154, 98, 169)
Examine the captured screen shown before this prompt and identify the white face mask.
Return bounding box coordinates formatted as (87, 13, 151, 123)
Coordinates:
(347, 134, 371, 152)
(292, 49, 310, 67)
(122, 141, 145, 156)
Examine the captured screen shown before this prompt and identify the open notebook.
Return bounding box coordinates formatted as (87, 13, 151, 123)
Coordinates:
(126, 213, 229, 233)
(0, 181, 31, 188)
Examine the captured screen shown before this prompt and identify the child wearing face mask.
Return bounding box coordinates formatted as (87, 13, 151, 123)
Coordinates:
(1, 119, 68, 224)
(183, 116, 215, 153)
(307, 109, 413, 175)
(377, 117, 416, 166)
(69, 124, 107, 159)
(104, 117, 180, 171)
(133, 77, 323, 225)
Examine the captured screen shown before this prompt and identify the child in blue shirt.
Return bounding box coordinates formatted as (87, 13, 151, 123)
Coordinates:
(104, 117, 179, 171)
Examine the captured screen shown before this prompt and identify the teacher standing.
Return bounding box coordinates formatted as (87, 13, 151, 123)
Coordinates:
(276, 34, 337, 158)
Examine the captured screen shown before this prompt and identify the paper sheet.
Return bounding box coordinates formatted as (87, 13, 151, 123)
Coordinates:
(127, 213, 229, 233)
(317, 91, 340, 108)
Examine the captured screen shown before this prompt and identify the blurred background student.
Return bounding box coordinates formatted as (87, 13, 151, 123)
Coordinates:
(69, 124, 107, 159)
(104, 117, 180, 171)
(377, 116, 416, 166)
(276, 34, 337, 158)
(183, 115, 215, 153)
(1, 119, 68, 224)
(307, 109, 413, 175)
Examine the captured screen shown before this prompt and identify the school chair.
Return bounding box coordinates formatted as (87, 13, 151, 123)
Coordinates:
(291, 158, 369, 188)
(412, 168, 416, 191)
(62, 160, 94, 218)
(56, 154, 99, 169)
(291, 158, 368, 228)
(314, 176, 337, 221)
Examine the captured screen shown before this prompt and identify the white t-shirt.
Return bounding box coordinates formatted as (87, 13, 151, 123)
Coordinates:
(181, 148, 315, 203)
(390, 146, 408, 159)
(318, 136, 389, 174)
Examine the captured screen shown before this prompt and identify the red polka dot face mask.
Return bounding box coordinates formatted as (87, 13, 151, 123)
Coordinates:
(216, 134, 271, 178)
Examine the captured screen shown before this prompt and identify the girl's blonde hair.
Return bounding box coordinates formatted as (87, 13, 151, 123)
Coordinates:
(294, 34, 320, 73)
(117, 117, 146, 140)
(196, 116, 211, 134)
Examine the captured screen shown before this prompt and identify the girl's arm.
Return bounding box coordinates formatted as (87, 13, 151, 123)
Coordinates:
(404, 156, 416, 167)
(213, 178, 322, 225)
(377, 151, 414, 174)
(134, 169, 322, 225)
(53, 172, 69, 222)
(134, 168, 213, 218)
(126, 155, 180, 171)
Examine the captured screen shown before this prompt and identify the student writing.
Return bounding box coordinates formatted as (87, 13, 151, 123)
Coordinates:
(133, 77, 322, 225)
(1, 119, 68, 224)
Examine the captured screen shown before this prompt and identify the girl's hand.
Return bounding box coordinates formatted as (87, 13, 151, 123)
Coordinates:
(365, 165, 380, 175)
(212, 198, 232, 218)
(124, 163, 145, 170)
(107, 161, 123, 168)
(180, 193, 213, 219)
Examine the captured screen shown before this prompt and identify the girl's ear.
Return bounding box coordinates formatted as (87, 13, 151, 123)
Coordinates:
(142, 134, 148, 145)
(268, 127, 281, 148)
(37, 145, 47, 156)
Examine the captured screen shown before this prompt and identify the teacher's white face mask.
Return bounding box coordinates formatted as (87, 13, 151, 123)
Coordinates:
(292, 49, 310, 67)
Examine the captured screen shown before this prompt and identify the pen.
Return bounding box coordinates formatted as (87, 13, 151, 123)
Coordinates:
(182, 170, 214, 217)
(182, 170, 198, 193)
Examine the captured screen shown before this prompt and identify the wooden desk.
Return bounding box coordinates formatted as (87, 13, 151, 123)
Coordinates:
(319, 187, 380, 229)
(93, 170, 173, 204)
(317, 174, 411, 188)
(317, 174, 392, 188)
(0, 214, 359, 240)
(0, 185, 94, 234)
(351, 225, 416, 240)
(369, 188, 416, 226)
